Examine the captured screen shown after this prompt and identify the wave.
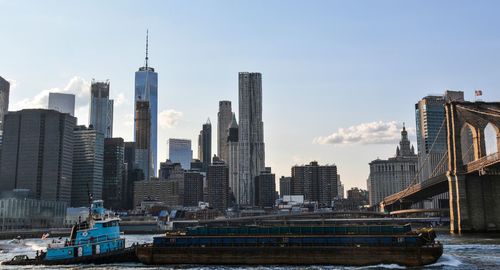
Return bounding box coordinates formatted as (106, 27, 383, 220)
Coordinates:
(429, 254, 462, 267)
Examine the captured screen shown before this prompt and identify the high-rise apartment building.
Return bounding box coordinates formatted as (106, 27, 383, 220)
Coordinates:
(367, 126, 417, 206)
(135, 31, 158, 177)
(254, 167, 276, 208)
(337, 175, 344, 199)
(168, 138, 192, 169)
(415, 91, 464, 181)
(0, 109, 76, 203)
(89, 80, 113, 138)
(238, 72, 265, 206)
(48, 93, 75, 116)
(279, 176, 292, 197)
(227, 113, 239, 201)
(207, 157, 229, 211)
(291, 161, 338, 207)
(184, 170, 204, 207)
(72, 125, 104, 207)
(0, 76, 10, 131)
(135, 101, 152, 180)
(104, 137, 125, 210)
(415, 90, 464, 208)
(217, 101, 232, 162)
(199, 119, 212, 171)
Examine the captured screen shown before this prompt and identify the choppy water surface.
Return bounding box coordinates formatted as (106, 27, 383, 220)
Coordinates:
(0, 232, 499, 269)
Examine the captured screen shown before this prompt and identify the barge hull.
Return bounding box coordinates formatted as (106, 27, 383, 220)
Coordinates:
(136, 245, 443, 267)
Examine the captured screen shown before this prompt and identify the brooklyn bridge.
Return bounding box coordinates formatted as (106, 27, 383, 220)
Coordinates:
(381, 101, 500, 233)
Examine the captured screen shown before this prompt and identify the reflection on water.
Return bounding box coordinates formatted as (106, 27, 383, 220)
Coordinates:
(0, 232, 499, 269)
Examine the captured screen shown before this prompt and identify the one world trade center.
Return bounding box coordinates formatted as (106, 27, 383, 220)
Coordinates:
(135, 31, 158, 179)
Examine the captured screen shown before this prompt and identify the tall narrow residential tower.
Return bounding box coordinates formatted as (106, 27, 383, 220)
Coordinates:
(238, 72, 265, 206)
(228, 113, 239, 202)
(217, 101, 232, 162)
(135, 31, 158, 177)
(89, 80, 113, 138)
(199, 119, 212, 172)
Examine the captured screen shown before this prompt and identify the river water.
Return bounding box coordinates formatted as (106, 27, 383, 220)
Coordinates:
(0, 232, 499, 269)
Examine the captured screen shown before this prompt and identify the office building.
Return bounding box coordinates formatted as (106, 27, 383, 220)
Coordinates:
(254, 167, 276, 208)
(199, 119, 212, 171)
(0, 189, 66, 230)
(207, 157, 229, 211)
(227, 113, 239, 201)
(124, 141, 144, 209)
(238, 72, 265, 206)
(104, 138, 125, 210)
(279, 176, 292, 197)
(135, 31, 158, 177)
(168, 138, 192, 169)
(89, 80, 113, 138)
(337, 175, 344, 199)
(367, 126, 418, 205)
(0, 76, 10, 131)
(217, 100, 232, 162)
(133, 164, 184, 208)
(48, 92, 75, 116)
(72, 125, 104, 207)
(291, 161, 338, 207)
(190, 159, 203, 171)
(159, 159, 178, 180)
(135, 100, 152, 180)
(184, 170, 204, 207)
(0, 109, 75, 203)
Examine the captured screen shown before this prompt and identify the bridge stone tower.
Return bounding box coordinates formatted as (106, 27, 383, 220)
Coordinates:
(445, 101, 500, 233)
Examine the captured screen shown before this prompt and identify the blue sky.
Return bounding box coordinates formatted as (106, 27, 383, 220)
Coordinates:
(1, 0, 500, 191)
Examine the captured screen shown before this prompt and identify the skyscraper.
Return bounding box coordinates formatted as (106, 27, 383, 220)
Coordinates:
(89, 80, 113, 138)
(0, 109, 76, 203)
(135, 101, 152, 180)
(238, 72, 265, 206)
(367, 126, 417, 206)
(135, 31, 158, 177)
(104, 137, 125, 210)
(72, 125, 104, 207)
(227, 113, 239, 202)
(254, 167, 276, 208)
(217, 100, 232, 162)
(207, 157, 229, 211)
(0, 76, 10, 131)
(168, 138, 192, 169)
(184, 170, 204, 207)
(124, 141, 143, 209)
(48, 93, 75, 116)
(415, 90, 464, 208)
(291, 161, 338, 207)
(279, 176, 291, 197)
(415, 91, 464, 181)
(199, 119, 212, 172)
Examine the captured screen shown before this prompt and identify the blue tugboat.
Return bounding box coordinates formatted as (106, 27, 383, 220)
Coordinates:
(2, 200, 138, 265)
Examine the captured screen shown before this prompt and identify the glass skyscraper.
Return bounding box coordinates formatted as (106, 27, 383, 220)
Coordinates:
(134, 32, 158, 177)
(168, 138, 192, 170)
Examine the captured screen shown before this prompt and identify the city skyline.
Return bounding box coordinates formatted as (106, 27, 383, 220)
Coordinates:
(2, 1, 500, 190)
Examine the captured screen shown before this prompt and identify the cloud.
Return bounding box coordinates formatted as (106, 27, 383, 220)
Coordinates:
(114, 93, 127, 106)
(159, 109, 183, 129)
(12, 76, 90, 111)
(313, 121, 412, 145)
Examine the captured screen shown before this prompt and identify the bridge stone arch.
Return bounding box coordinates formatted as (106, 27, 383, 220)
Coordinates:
(484, 122, 500, 155)
(446, 102, 500, 233)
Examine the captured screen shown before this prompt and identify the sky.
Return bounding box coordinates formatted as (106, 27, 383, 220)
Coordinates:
(1, 0, 500, 192)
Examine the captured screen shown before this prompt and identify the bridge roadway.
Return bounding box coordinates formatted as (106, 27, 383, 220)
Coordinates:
(381, 152, 500, 210)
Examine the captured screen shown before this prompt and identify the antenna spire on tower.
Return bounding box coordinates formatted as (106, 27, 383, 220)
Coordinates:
(145, 29, 149, 68)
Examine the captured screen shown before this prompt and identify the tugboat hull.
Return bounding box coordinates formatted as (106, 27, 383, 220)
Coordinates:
(136, 244, 443, 267)
(2, 246, 138, 265)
